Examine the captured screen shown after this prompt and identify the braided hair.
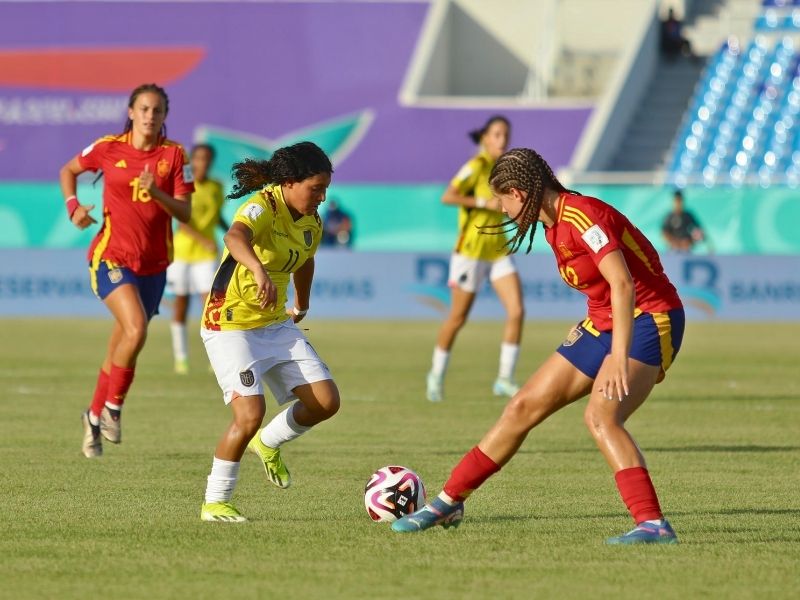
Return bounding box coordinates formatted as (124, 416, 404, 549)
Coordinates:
(488, 148, 574, 254)
(228, 141, 333, 200)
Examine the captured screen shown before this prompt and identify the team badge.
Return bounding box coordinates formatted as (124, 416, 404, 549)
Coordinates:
(157, 159, 170, 177)
(558, 243, 574, 259)
(108, 268, 123, 284)
(562, 327, 583, 347)
(239, 370, 255, 387)
(303, 230, 313, 247)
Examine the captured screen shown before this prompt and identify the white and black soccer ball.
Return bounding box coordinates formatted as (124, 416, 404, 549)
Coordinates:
(364, 465, 426, 523)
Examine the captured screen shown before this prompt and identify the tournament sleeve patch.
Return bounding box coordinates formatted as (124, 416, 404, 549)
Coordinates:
(581, 224, 610, 254)
(81, 143, 95, 157)
(182, 164, 194, 183)
(243, 203, 264, 221)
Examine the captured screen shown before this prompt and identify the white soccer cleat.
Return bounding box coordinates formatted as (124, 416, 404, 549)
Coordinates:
(426, 371, 443, 402)
(492, 377, 520, 398)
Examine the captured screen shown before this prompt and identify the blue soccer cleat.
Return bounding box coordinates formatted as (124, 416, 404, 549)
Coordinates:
(605, 519, 678, 545)
(391, 497, 464, 533)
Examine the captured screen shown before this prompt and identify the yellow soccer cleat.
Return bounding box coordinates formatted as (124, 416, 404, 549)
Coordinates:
(200, 502, 248, 523)
(247, 432, 292, 489)
(174, 358, 189, 375)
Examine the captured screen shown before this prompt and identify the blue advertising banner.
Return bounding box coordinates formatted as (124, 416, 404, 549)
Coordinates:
(1, 250, 798, 321)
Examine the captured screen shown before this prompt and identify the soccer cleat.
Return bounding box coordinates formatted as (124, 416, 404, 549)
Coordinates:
(174, 358, 189, 375)
(247, 433, 292, 489)
(605, 519, 679, 545)
(200, 502, 248, 523)
(81, 411, 102, 458)
(492, 377, 520, 397)
(99, 405, 121, 444)
(426, 371, 443, 402)
(391, 497, 464, 533)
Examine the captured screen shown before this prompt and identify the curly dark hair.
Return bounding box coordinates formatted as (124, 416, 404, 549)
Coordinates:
(228, 142, 333, 200)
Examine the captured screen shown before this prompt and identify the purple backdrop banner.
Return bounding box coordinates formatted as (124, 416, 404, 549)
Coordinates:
(0, 1, 590, 183)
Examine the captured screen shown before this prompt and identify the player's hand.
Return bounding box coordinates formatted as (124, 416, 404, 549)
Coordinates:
(139, 163, 157, 193)
(598, 352, 630, 402)
(253, 267, 277, 310)
(71, 204, 98, 230)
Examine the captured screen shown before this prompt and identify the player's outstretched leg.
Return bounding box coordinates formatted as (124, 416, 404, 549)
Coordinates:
(392, 446, 500, 533)
(391, 496, 464, 532)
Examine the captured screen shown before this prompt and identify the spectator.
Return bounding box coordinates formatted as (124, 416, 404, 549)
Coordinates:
(321, 199, 354, 247)
(660, 8, 694, 61)
(662, 190, 706, 252)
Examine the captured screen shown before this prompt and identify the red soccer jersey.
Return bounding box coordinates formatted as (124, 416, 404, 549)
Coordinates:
(78, 132, 194, 275)
(544, 193, 682, 331)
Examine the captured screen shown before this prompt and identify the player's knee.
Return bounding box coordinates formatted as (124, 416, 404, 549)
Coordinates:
(503, 392, 548, 429)
(507, 303, 524, 324)
(124, 320, 148, 348)
(318, 386, 341, 419)
(583, 404, 615, 437)
(236, 405, 266, 437)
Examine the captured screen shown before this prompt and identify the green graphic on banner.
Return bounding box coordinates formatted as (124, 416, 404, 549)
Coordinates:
(2, 184, 799, 255)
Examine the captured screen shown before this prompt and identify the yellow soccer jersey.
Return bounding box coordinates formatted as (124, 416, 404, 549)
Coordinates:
(173, 178, 225, 263)
(202, 184, 322, 331)
(450, 151, 509, 261)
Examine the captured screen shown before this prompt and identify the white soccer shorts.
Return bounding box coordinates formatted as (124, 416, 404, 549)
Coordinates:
(201, 319, 332, 405)
(447, 253, 517, 294)
(166, 259, 217, 296)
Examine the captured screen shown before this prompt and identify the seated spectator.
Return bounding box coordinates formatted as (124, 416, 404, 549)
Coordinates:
(662, 190, 706, 252)
(321, 199, 354, 248)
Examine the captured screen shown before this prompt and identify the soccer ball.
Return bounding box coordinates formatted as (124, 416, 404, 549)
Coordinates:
(364, 465, 426, 523)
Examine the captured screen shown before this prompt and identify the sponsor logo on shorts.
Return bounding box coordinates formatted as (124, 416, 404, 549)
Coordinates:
(304, 230, 313, 247)
(108, 268, 123, 284)
(562, 327, 583, 347)
(240, 370, 255, 386)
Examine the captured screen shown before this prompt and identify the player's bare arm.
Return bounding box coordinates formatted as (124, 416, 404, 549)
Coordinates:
(291, 257, 314, 323)
(223, 221, 276, 309)
(597, 250, 634, 402)
(59, 156, 97, 230)
(441, 184, 501, 211)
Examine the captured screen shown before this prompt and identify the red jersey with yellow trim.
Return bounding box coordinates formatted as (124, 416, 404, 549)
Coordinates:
(78, 132, 194, 275)
(544, 193, 682, 331)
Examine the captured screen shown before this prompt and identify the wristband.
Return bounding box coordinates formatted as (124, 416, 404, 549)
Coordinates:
(292, 307, 308, 317)
(65, 196, 80, 218)
(475, 197, 487, 209)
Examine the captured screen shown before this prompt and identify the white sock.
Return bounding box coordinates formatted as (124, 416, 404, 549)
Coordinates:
(643, 519, 664, 526)
(170, 322, 188, 361)
(87, 412, 99, 426)
(259, 404, 310, 449)
(498, 342, 520, 380)
(431, 347, 450, 378)
(204, 457, 240, 504)
(105, 401, 121, 411)
(437, 491, 458, 506)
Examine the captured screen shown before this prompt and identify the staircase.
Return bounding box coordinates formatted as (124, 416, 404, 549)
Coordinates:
(609, 58, 706, 171)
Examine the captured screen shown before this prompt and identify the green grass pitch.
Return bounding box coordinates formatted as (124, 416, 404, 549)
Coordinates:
(1, 318, 798, 599)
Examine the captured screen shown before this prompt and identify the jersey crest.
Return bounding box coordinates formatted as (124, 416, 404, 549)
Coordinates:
(157, 158, 170, 177)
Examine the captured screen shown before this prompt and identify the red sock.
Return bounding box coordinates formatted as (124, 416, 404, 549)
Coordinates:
(89, 369, 110, 418)
(442, 446, 501, 501)
(107, 364, 136, 409)
(615, 466, 664, 524)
